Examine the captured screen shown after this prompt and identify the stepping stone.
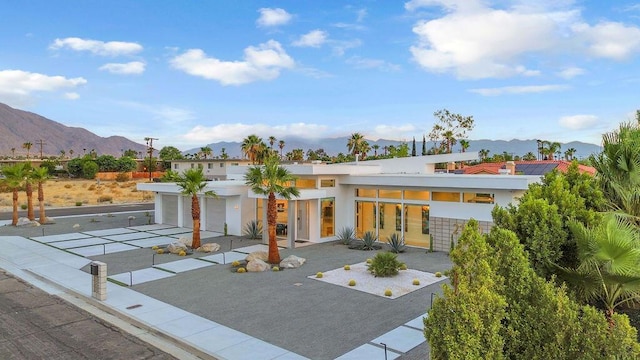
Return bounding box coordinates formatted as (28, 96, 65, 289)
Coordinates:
(109, 268, 175, 286)
(154, 258, 215, 273)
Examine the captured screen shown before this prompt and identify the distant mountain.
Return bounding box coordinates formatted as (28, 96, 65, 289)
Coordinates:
(0, 103, 147, 158)
(187, 136, 602, 161)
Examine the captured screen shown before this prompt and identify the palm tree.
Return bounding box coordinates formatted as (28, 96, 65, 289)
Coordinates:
(522, 152, 537, 161)
(22, 142, 32, 159)
(559, 214, 640, 324)
(459, 139, 470, 153)
(59, 150, 66, 159)
(290, 148, 304, 161)
(244, 156, 300, 264)
(347, 132, 369, 160)
(442, 130, 457, 153)
(541, 141, 561, 160)
(372, 144, 380, 157)
(31, 167, 50, 224)
(220, 147, 229, 160)
(479, 149, 490, 162)
(269, 136, 276, 149)
(1, 163, 27, 226)
(174, 168, 216, 249)
(241, 134, 265, 164)
(278, 140, 285, 159)
(23, 163, 35, 221)
(564, 148, 576, 161)
(200, 146, 212, 159)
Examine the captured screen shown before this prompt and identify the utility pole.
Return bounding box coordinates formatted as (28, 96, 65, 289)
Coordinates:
(144, 137, 158, 182)
(35, 139, 46, 159)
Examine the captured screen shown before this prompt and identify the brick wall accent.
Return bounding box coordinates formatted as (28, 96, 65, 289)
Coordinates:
(430, 216, 493, 252)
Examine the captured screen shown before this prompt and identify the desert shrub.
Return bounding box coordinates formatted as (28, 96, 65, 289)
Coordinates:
(142, 192, 153, 200)
(413, 279, 420, 285)
(88, 184, 96, 191)
(75, 201, 82, 206)
(435, 272, 442, 277)
(316, 272, 323, 278)
(131, 188, 139, 193)
(337, 226, 355, 245)
(387, 233, 406, 253)
(20, 204, 27, 210)
(243, 220, 263, 239)
(344, 265, 351, 270)
(368, 252, 405, 277)
(237, 267, 246, 273)
(82, 161, 99, 179)
(115, 172, 130, 182)
(98, 195, 113, 203)
(348, 279, 356, 286)
(64, 184, 73, 189)
(272, 266, 280, 271)
(361, 231, 378, 250)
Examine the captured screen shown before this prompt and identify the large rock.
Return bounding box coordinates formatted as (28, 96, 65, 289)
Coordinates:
(246, 259, 270, 272)
(16, 217, 39, 227)
(167, 242, 188, 254)
(246, 251, 268, 262)
(197, 243, 220, 253)
(279, 255, 306, 269)
(177, 237, 192, 247)
(40, 217, 55, 225)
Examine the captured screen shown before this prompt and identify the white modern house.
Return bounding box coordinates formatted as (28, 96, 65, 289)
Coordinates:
(138, 152, 539, 252)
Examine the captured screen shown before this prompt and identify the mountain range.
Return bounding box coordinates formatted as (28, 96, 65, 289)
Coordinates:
(0, 102, 602, 160)
(0, 103, 147, 158)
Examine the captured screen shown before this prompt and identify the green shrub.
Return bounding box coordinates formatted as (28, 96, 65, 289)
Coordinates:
(429, 234, 434, 253)
(82, 161, 99, 179)
(387, 233, 406, 253)
(20, 204, 27, 210)
(75, 201, 83, 206)
(115, 172, 130, 182)
(243, 220, 263, 239)
(368, 252, 405, 277)
(337, 226, 355, 245)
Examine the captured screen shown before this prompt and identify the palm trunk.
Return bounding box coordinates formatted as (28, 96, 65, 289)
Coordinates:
(267, 192, 280, 264)
(12, 189, 18, 226)
(38, 182, 46, 224)
(26, 182, 35, 221)
(191, 195, 201, 249)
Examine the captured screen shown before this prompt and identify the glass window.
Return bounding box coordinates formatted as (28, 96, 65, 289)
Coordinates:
(355, 201, 376, 238)
(173, 164, 178, 169)
(197, 163, 203, 169)
(220, 163, 225, 167)
(404, 190, 430, 201)
(378, 202, 400, 241)
(355, 188, 376, 198)
(208, 163, 213, 169)
(296, 179, 316, 189)
(256, 198, 263, 227)
(320, 179, 335, 187)
(463, 192, 495, 204)
(321, 198, 335, 237)
(190, 163, 194, 169)
(432, 191, 460, 202)
(379, 189, 401, 199)
(404, 205, 430, 247)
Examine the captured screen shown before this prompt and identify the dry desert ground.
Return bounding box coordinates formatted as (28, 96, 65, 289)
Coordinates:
(0, 179, 154, 212)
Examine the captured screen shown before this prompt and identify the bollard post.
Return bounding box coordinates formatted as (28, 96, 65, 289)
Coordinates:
(380, 343, 388, 360)
(90, 261, 107, 301)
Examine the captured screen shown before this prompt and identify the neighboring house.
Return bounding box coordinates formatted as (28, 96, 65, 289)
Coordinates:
(460, 160, 596, 176)
(138, 152, 541, 252)
(169, 159, 252, 181)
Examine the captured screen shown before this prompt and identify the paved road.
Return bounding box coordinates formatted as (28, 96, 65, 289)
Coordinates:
(0, 269, 176, 360)
(0, 203, 154, 221)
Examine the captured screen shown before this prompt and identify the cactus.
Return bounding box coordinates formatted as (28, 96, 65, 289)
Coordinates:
(344, 265, 351, 270)
(237, 268, 246, 273)
(413, 279, 420, 286)
(384, 289, 392, 297)
(316, 272, 323, 278)
(348, 279, 356, 286)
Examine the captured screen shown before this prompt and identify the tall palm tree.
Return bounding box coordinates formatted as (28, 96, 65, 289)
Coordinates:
(559, 214, 640, 324)
(291, 148, 304, 161)
(372, 144, 380, 157)
(347, 132, 367, 159)
(1, 163, 27, 226)
(200, 146, 212, 159)
(220, 147, 229, 160)
(442, 130, 457, 153)
(479, 149, 490, 162)
(31, 167, 50, 224)
(244, 156, 300, 264)
(564, 148, 577, 161)
(459, 139, 470, 153)
(522, 152, 537, 161)
(175, 168, 217, 249)
(278, 140, 285, 159)
(268, 136, 276, 149)
(22, 142, 32, 159)
(241, 134, 265, 164)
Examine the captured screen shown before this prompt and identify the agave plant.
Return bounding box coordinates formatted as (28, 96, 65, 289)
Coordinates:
(243, 220, 263, 239)
(337, 226, 355, 245)
(368, 252, 405, 277)
(387, 233, 406, 253)
(361, 231, 378, 250)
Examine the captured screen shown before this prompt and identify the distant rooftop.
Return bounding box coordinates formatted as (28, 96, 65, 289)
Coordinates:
(460, 160, 596, 176)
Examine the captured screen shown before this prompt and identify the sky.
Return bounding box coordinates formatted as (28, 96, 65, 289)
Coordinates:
(1, 0, 639, 150)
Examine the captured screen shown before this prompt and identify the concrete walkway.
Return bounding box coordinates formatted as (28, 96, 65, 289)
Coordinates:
(0, 214, 449, 359)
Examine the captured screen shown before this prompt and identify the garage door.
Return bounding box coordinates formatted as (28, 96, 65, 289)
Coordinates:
(205, 198, 226, 233)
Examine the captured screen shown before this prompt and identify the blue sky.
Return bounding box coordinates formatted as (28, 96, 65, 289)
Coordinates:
(1, 0, 639, 150)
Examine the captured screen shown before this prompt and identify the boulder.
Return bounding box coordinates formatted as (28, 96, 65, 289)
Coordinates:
(279, 255, 306, 269)
(167, 242, 188, 254)
(40, 217, 55, 225)
(197, 243, 220, 253)
(177, 237, 192, 247)
(16, 217, 38, 227)
(246, 251, 268, 262)
(246, 259, 270, 272)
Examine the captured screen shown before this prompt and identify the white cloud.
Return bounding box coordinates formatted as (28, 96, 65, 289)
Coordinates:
(181, 122, 329, 143)
(64, 92, 80, 100)
(0, 70, 86, 107)
(559, 114, 599, 130)
(331, 39, 363, 56)
(572, 21, 640, 60)
(50, 37, 143, 56)
(356, 9, 368, 22)
(170, 40, 294, 86)
(557, 66, 585, 79)
(370, 124, 417, 140)
(346, 56, 401, 72)
(469, 84, 568, 96)
(256, 8, 292, 27)
(292, 30, 328, 48)
(406, 1, 640, 79)
(99, 61, 146, 75)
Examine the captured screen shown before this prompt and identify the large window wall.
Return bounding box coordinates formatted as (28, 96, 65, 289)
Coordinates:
(321, 198, 335, 237)
(355, 188, 431, 247)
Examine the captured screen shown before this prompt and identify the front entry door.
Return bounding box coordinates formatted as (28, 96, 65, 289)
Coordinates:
(297, 200, 309, 240)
